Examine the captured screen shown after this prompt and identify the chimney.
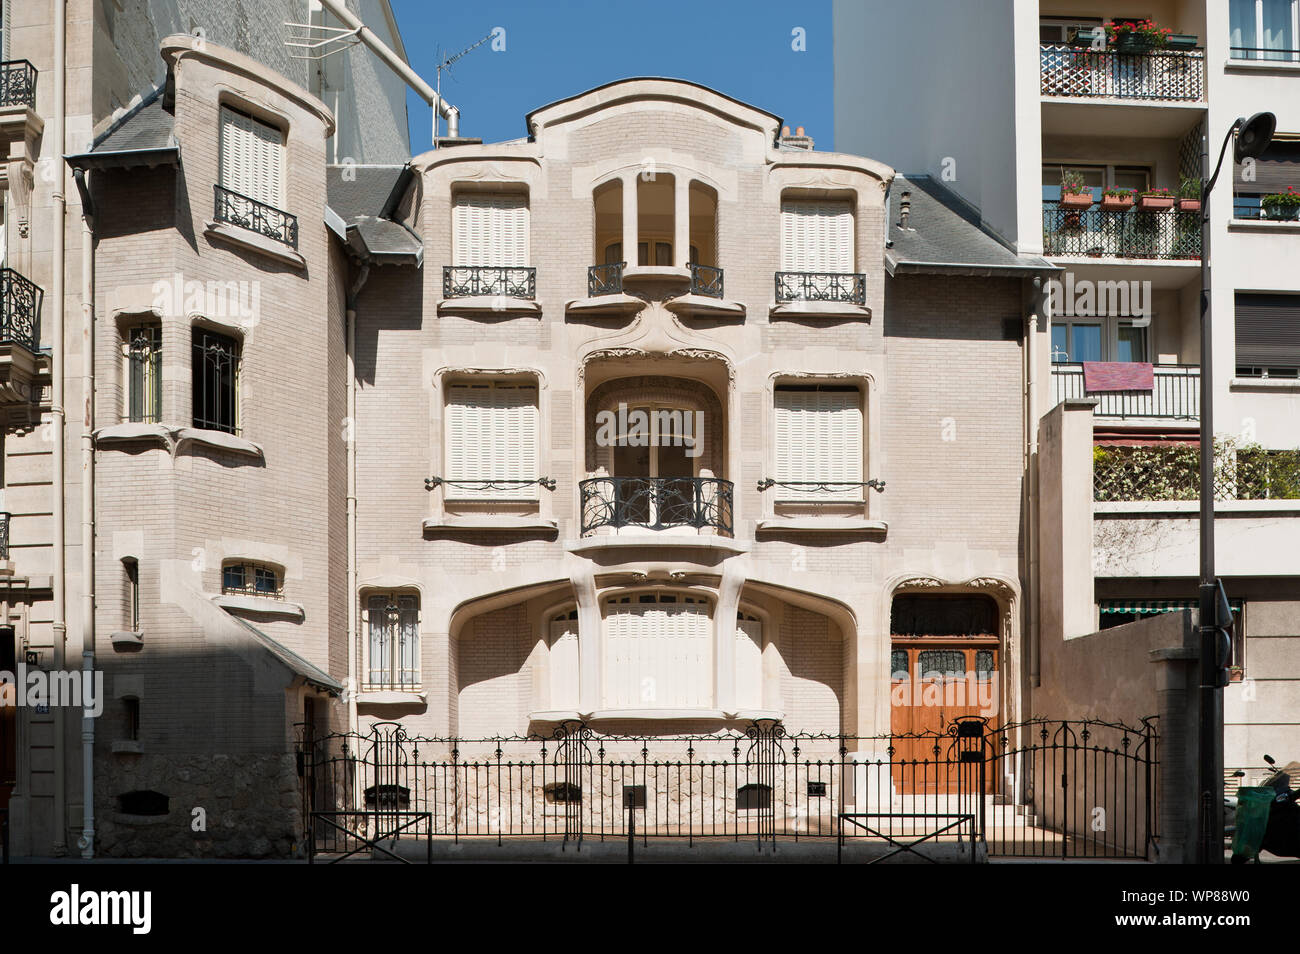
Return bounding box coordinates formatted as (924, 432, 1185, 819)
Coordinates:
(778, 124, 814, 151)
(899, 190, 912, 229)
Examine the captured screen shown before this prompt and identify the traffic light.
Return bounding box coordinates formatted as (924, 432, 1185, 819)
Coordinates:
(1213, 580, 1234, 690)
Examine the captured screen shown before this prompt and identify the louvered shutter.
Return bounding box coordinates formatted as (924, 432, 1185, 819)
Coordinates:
(1235, 293, 1300, 370)
(549, 616, 580, 710)
(219, 107, 284, 208)
(735, 615, 763, 710)
(604, 599, 711, 709)
(445, 382, 539, 499)
(780, 200, 854, 272)
(774, 387, 863, 502)
(453, 193, 529, 266)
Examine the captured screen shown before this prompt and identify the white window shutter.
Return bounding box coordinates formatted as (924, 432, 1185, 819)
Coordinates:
(603, 599, 711, 709)
(453, 194, 528, 267)
(549, 617, 580, 710)
(220, 107, 284, 209)
(780, 200, 854, 272)
(735, 616, 763, 710)
(775, 388, 863, 502)
(445, 382, 538, 500)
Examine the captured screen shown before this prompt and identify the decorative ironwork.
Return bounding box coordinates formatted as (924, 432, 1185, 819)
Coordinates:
(212, 183, 299, 248)
(424, 475, 555, 492)
(442, 265, 536, 300)
(191, 328, 241, 435)
(0, 61, 37, 109)
(1042, 202, 1201, 260)
(688, 263, 724, 299)
(126, 325, 162, 424)
(297, 716, 1159, 860)
(0, 512, 9, 562)
(1051, 363, 1200, 420)
(757, 478, 885, 494)
(0, 268, 43, 353)
(774, 271, 866, 305)
(579, 476, 733, 535)
(1039, 44, 1204, 101)
(221, 562, 283, 599)
(588, 262, 625, 297)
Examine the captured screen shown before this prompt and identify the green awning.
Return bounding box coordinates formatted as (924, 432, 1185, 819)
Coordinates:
(1100, 599, 1243, 614)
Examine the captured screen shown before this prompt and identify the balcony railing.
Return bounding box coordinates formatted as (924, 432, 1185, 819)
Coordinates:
(442, 265, 536, 300)
(579, 476, 733, 535)
(1039, 43, 1204, 101)
(213, 184, 299, 248)
(0, 61, 37, 109)
(0, 512, 9, 561)
(774, 271, 866, 305)
(1052, 363, 1199, 420)
(0, 268, 43, 353)
(588, 261, 625, 297)
(1230, 47, 1300, 63)
(1042, 203, 1200, 260)
(689, 263, 724, 299)
(1094, 443, 1300, 502)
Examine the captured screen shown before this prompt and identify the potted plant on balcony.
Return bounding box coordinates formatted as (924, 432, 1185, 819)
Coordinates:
(1105, 19, 1172, 53)
(1166, 32, 1198, 51)
(1261, 186, 1300, 221)
(1177, 176, 1202, 212)
(1100, 187, 1136, 211)
(1060, 169, 1094, 209)
(1137, 187, 1174, 211)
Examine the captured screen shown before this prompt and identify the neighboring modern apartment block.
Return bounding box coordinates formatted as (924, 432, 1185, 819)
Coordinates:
(835, 0, 1300, 775)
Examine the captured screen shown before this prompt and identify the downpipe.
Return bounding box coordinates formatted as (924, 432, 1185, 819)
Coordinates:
(345, 263, 369, 741)
(51, 0, 69, 857)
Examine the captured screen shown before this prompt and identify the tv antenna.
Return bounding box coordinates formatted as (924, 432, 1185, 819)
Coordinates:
(435, 32, 491, 140)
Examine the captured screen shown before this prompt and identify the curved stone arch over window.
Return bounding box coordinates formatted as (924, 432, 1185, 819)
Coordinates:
(585, 375, 724, 478)
(601, 591, 713, 710)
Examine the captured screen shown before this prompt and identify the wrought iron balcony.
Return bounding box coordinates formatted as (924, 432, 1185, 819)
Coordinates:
(1039, 44, 1204, 102)
(588, 261, 625, 297)
(688, 263, 724, 299)
(442, 265, 536, 300)
(1052, 363, 1199, 420)
(0, 268, 43, 353)
(1042, 202, 1200, 260)
(0, 511, 9, 561)
(774, 271, 866, 305)
(0, 61, 37, 109)
(213, 184, 299, 248)
(579, 476, 733, 535)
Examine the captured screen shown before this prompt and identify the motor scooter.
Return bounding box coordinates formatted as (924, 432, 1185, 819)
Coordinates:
(1231, 755, 1300, 863)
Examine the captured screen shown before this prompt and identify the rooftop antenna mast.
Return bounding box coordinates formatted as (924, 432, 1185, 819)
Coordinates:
(435, 33, 491, 141)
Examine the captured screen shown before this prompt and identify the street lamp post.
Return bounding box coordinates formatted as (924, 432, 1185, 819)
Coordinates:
(1196, 111, 1275, 865)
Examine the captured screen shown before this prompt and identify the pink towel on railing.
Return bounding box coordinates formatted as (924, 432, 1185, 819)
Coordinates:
(1082, 361, 1155, 392)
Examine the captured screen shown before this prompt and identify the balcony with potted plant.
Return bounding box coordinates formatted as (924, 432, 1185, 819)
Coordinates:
(1261, 187, 1300, 222)
(1100, 187, 1135, 212)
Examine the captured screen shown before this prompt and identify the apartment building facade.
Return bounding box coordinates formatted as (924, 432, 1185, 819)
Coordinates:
(835, 0, 1300, 775)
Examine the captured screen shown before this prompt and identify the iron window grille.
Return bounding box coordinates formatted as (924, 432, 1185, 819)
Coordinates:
(0, 267, 43, 353)
(442, 265, 536, 300)
(588, 261, 625, 297)
(579, 476, 734, 535)
(366, 594, 420, 689)
(774, 271, 867, 305)
(688, 263, 724, 299)
(212, 183, 299, 249)
(0, 512, 9, 561)
(192, 328, 241, 435)
(0, 61, 37, 110)
(222, 562, 283, 599)
(125, 325, 162, 423)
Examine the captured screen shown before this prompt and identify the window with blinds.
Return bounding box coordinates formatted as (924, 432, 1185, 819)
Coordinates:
(774, 385, 864, 502)
(603, 594, 711, 709)
(548, 610, 580, 710)
(735, 612, 763, 710)
(1234, 140, 1300, 218)
(444, 381, 540, 499)
(452, 192, 529, 266)
(780, 199, 854, 272)
(1235, 293, 1300, 377)
(218, 106, 286, 209)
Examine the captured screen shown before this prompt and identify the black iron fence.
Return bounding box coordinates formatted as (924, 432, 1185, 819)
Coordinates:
(442, 265, 536, 300)
(689, 263, 724, 299)
(0, 268, 43, 353)
(588, 261, 625, 297)
(1042, 203, 1201, 259)
(297, 716, 1159, 861)
(1039, 43, 1204, 101)
(774, 271, 866, 305)
(579, 476, 734, 535)
(1052, 363, 1200, 420)
(0, 61, 37, 109)
(213, 184, 299, 248)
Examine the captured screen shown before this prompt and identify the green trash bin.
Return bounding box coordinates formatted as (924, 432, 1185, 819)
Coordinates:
(1231, 787, 1275, 862)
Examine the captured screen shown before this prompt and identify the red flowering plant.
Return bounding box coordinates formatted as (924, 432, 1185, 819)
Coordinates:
(1262, 186, 1300, 210)
(1105, 19, 1173, 48)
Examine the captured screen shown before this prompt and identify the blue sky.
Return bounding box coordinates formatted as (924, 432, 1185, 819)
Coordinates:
(389, 0, 834, 151)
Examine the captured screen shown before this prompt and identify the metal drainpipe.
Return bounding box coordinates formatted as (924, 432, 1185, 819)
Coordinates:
(50, 0, 68, 857)
(73, 167, 95, 859)
(345, 263, 369, 738)
(1027, 277, 1041, 691)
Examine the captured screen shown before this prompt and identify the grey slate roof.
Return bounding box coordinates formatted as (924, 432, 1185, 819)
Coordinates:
(67, 87, 177, 167)
(326, 164, 423, 265)
(233, 617, 343, 694)
(886, 175, 1056, 275)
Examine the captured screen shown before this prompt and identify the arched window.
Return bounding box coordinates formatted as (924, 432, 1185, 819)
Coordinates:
(222, 561, 282, 599)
